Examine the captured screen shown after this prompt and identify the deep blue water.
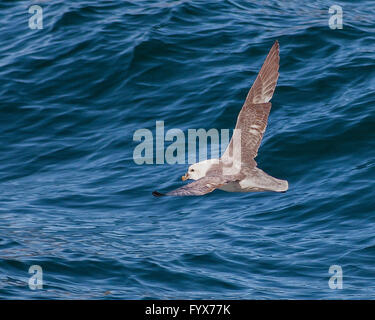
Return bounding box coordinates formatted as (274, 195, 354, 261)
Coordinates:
(0, 0, 374, 299)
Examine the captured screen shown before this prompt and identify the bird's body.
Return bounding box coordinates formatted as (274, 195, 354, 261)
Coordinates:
(219, 169, 288, 193)
(153, 41, 288, 197)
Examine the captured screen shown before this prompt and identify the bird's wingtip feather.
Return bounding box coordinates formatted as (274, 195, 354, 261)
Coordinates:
(152, 191, 165, 197)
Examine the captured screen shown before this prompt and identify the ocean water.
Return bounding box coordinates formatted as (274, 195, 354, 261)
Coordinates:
(0, 0, 374, 299)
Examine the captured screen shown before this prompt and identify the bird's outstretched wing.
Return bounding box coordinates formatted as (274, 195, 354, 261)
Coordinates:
(153, 175, 233, 197)
(246, 40, 280, 104)
(221, 41, 279, 167)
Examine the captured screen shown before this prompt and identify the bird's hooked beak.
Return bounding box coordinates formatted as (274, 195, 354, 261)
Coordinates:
(181, 173, 189, 181)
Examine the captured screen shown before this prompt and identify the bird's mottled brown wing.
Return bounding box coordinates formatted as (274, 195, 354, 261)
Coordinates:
(221, 41, 279, 166)
(246, 40, 279, 104)
(221, 102, 272, 166)
(153, 176, 230, 197)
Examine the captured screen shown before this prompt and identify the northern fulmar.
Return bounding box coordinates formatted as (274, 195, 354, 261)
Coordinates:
(153, 41, 288, 197)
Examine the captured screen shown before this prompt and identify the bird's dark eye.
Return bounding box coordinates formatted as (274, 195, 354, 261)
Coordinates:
(191, 169, 194, 172)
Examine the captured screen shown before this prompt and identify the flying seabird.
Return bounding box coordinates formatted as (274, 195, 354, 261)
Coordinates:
(153, 41, 288, 196)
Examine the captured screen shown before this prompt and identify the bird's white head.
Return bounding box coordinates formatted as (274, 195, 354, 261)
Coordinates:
(181, 159, 220, 181)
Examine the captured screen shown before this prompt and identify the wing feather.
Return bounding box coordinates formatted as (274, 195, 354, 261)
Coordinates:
(221, 41, 279, 166)
(153, 176, 230, 197)
(246, 41, 279, 104)
(222, 102, 271, 166)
